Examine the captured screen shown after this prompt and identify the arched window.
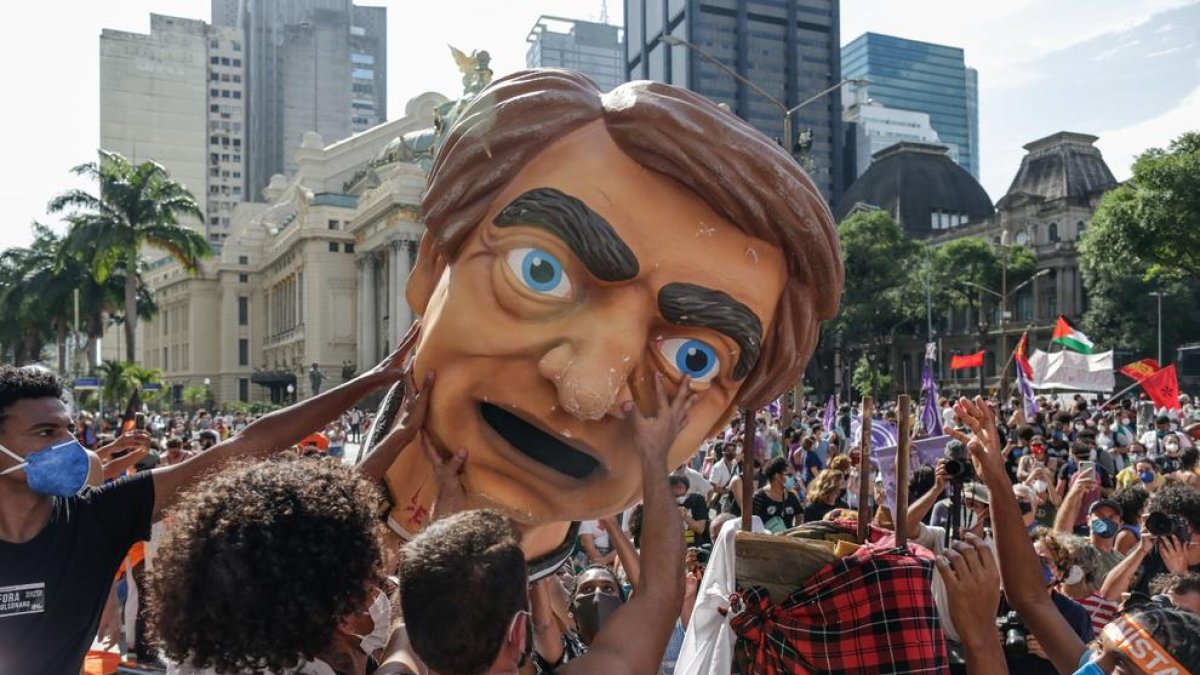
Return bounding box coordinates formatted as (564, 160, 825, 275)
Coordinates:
(1076, 220, 1086, 239)
(1048, 222, 1059, 243)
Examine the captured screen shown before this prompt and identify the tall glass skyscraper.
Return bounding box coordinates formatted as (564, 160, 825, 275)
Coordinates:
(841, 33, 978, 179)
(624, 0, 843, 203)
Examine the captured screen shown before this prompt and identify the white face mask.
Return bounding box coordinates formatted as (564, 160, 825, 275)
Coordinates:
(1062, 564, 1085, 586)
(675, 495, 688, 505)
(1032, 479, 1048, 494)
(353, 590, 392, 654)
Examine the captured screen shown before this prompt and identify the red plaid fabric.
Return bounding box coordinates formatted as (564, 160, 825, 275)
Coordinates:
(730, 531, 948, 675)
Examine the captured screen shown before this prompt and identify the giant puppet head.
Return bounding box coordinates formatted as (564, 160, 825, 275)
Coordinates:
(378, 69, 842, 554)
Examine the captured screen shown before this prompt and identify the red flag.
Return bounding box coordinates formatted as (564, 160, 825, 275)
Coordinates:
(1140, 364, 1181, 411)
(950, 351, 985, 370)
(1014, 333, 1034, 380)
(1118, 358, 1161, 382)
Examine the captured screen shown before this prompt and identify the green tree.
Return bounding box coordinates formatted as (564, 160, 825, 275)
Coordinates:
(833, 210, 922, 352)
(49, 150, 209, 363)
(851, 353, 892, 400)
(96, 360, 164, 408)
(182, 385, 208, 411)
(1079, 132, 1200, 357)
(925, 238, 1037, 370)
(0, 246, 50, 365)
(1084, 132, 1200, 282)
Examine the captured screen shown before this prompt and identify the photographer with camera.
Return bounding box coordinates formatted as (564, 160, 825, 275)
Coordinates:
(950, 395, 1200, 675)
(1099, 483, 1200, 603)
(904, 443, 994, 647)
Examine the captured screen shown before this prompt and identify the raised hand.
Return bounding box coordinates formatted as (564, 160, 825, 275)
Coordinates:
(947, 396, 1007, 485)
(424, 439, 467, 522)
(364, 320, 422, 383)
(356, 369, 434, 482)
(936, 533, 1002, 651)
(97, 429, 152, 458)
(617, 374, 698, 472)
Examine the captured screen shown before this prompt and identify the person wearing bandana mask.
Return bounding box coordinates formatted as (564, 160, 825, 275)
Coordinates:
(0, 349, 416, 674)
(569, 567, 626, 646)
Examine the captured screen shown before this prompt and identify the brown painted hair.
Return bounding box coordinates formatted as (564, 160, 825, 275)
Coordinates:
(420, 69, 842, 408)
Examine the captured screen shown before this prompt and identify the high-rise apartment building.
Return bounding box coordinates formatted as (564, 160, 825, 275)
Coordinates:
(526, 16, 625, 92)
(841, 33, 978, 179)
(101, 4, 385, 243)
(843, 96, 949, 182)
(624, 0, 843, 202)
(213, 0, 386, 201)
(101, 16, 248, 243)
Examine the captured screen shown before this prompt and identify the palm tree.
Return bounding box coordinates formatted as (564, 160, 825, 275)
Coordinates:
(49, 150, 209, 363)
(0, 246, 50, 365)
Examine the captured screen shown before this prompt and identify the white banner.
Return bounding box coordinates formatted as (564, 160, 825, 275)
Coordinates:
(1029, 349, 1114, 392)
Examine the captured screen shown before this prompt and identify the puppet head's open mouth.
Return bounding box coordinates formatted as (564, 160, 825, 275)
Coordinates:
(480, 402, 601, 480)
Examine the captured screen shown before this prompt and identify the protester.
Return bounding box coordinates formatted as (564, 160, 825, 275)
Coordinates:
(950, 395, 1200, 675)
(1151, 572, 1200, 614)
(0, 338, 414, 674)
(395, 374, 694, 675)
(751, 456, 803, 533)
(149, 459, 391, 675)
(802, 467, 846, 523)
(670, 473, 710, 548)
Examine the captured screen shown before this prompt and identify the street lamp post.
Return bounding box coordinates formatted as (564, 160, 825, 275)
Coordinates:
(658, 35, 869, 156)
(1149, 292, 1167, 363)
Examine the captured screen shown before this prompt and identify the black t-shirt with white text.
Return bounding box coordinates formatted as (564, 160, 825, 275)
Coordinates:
(0, 472, 155, 675)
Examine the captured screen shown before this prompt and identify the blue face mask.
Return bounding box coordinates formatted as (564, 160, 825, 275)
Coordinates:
(1012, 448, 1023, 458)
(0, 438, 91, 497)
(1140, 469, 1156, 484)
(1072, 648, 1105, 675)
(1090, 517, 1118, 539)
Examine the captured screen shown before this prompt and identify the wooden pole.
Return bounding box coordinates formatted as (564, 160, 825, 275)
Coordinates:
(857, 396, 874, 543)
(741, 408, 755, 532)
(895, 394, 912, 551)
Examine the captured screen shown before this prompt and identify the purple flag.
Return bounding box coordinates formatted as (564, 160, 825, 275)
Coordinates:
(822, 395, 835, 431)
(920, 359, 943, 436)
(1016, 358, 1040, 419)
(871, 435, 951, 515)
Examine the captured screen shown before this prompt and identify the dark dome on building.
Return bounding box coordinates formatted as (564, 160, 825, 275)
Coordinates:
(998, 131, 1117, 209)
(834, 142, 995, 239)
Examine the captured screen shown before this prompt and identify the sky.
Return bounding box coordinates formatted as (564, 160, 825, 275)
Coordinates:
(0, 0, 1196, 253)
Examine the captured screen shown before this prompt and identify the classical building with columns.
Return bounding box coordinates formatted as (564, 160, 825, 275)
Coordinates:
(137, 92, 447, 404)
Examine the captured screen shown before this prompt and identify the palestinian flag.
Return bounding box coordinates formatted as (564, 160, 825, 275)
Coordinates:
(1051, 316, 1094, 354)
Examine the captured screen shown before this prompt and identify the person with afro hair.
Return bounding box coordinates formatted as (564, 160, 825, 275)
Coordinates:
(149, 459, 392, 674)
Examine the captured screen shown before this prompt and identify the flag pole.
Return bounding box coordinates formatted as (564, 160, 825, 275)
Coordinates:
(895, 394, 912, 551)
(740, 408, 755, 533)
(1097, 379, 1147, 411)
(857, 396, 874, 544)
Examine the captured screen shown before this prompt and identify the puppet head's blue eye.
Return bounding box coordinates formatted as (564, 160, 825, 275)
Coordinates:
(505, 247, 571, 298)
(658, 338, 720, 383)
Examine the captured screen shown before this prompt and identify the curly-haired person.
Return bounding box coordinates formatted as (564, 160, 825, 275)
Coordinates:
(150, 459, 392, 675)
(1150, 572, 1200, 614)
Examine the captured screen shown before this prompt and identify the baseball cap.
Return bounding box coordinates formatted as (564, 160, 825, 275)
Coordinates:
(962, 482, 990, 505)
(1088, 498, 1121, 516)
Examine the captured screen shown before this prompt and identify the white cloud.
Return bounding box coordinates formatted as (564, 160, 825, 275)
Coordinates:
(1096, 83, 1200, 180)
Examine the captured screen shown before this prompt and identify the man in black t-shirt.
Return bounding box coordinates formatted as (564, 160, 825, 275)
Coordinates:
(670, 475, 710, 548)
(0, 353, 412, 674)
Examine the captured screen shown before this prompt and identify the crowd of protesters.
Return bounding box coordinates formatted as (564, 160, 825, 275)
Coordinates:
(2, 348, 1199, 675)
